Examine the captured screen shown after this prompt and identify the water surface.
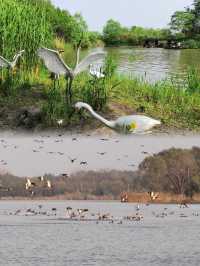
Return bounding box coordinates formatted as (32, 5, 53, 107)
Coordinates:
(0, 200, 200, 266)
(94, 47, 200, 82)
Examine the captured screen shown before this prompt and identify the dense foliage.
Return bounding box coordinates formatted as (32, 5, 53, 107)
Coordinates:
(138, 147, 200, 197)
(102, 0, 200, 46)
(170, 0, 200, 40)
(103, 19, 169, 46)
(0, 0, 99, 67)
(0, 0, 52, 67)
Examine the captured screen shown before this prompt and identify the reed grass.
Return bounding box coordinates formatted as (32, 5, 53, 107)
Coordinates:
(0, 0, 52, 69)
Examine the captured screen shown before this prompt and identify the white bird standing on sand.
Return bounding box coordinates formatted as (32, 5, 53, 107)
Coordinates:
(0, 50, 25, 69)
(75, 102, 161, 134)
(37, 44, 106, 104)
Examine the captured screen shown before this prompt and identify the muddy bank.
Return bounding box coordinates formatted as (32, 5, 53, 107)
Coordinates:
(121, 192, 200, 204)
(1, 192, 200, 204)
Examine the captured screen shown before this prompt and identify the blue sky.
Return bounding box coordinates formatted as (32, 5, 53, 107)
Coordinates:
(52, 0, 194, 31)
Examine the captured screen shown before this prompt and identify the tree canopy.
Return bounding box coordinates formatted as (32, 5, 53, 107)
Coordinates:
(138, 147, 200, 197)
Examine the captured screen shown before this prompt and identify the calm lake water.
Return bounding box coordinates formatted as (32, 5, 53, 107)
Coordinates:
(0, 200, 200, 266)
(94, 47, 200, 83)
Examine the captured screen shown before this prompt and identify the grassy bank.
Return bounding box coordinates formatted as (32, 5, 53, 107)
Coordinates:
(109, 72, 200, 131)
(0, 65, 200, 132)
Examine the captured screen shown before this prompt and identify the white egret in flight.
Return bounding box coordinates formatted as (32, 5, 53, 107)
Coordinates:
(25, 178, 36, 190)
(0, 50, 25, 69)
(37, 45, 106, 104)
(75, 102, 161, 134)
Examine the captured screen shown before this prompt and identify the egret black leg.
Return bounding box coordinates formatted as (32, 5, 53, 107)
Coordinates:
(65, 77, 73, 105)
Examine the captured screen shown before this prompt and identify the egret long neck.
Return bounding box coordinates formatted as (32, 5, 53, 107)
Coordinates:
(11, 54, 21, 67)
(75, 46, 80, 68)
(85, 106, 115, 128)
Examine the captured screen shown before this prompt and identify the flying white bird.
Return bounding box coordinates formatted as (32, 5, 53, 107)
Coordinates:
(25, 178, 36, 190)
(0, 50, 25, 69)
(37, 45, 106, 104)
(75, 102, 161, 134)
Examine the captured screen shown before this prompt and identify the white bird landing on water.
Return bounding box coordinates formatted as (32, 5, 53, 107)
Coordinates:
(0, 50, 25, 69)
(75, 102, 161, 134)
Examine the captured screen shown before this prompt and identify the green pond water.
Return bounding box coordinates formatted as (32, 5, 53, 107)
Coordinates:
(90, 47, 200, 83)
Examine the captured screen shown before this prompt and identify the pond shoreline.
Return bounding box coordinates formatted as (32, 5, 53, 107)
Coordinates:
(1, 193, 200, 204)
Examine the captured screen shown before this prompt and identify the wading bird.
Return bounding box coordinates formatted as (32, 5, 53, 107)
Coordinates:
(38, 176, 44, 182)
(75, 102, 161, 134)
(0, 50, 25, 70)
(57, 119, 63, 126)
(37, 45, 106, 104)
(148, 191, 159, 201)
(89, 64, 105, 79)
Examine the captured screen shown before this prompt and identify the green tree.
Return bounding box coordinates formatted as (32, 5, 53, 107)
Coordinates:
(192, 0, 200, 34)
(170, 11, 195, 36)
(103, 19, 123, 45)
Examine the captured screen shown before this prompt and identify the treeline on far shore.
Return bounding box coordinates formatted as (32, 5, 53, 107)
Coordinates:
(2, 0, 200, 64)
(1, 147, 200, 200)
(102, 0, 200, 48)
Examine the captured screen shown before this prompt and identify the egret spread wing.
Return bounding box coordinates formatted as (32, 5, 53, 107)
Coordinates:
(74, 52, 106, 75)
(0, 56, 10, 68)
(38, 47, 72, 76)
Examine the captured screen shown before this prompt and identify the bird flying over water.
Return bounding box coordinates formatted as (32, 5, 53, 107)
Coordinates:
(0, 50, 24, 69)
(75, 102, 161, 134)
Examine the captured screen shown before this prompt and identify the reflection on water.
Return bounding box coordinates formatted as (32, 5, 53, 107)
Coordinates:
(0, 200, 200, 266)
(0, 132, 200, 177)
(92, 47, 200, 82)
